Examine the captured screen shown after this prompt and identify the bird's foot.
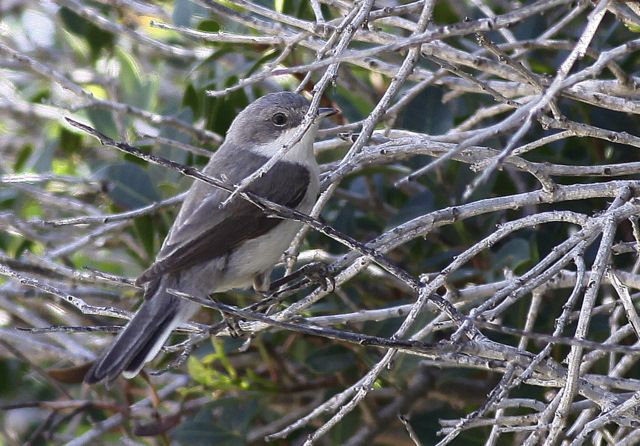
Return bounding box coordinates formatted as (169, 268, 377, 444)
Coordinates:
(304, 263, 335, 292)
(269, 262, 335, 297)
(222, 313, 245, 338)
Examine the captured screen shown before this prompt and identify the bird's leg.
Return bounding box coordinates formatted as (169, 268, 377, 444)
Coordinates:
(303, 263, 335, 292)
(214, 273, 272, 338)
(251, 271, 283, 317)
(209, 292, 247, 339)
(252, 272, 271, 296)
(205, 263, 336, 340)
(268, 262, 335, 298)
(220, 311, 244, 338)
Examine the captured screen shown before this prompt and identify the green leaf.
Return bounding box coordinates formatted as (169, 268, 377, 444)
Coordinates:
(433, 2, 459, 24)
(13, 144, 33, 172)
(329, 410, 360, 445)
(187, 356, 215, 387)
(245, 49, 278, 77)
(86, 108, 118, 140)
(172, 0, 196, 27)
(115, 48, 153, 110)
(191, 46, 235, 79)
(29, 88, 50, 104)
(402, 87, 453, 134)
(334, 85, 369, 122)
(203, 77, 248, 134)
(58, 127, 83, 155)
(304, 345, 357, 374)
(31, 140, 56, 173)
(134, 215, 156, 259)
(13, 238, 35, 258)
(151, 108, 195, 176)
(197, 19, 220, 32)
(493, 238, 531, 272)
(182, 83, 202, 118)
(245, 49, 280, 77)
(94, 163, 160, 210)
(172, 398, 260, 446)
(390, 189, 435, 226)
(0, 359, 23, 397)
(58, 7, 114, 59)
(624, 22, 640, 33)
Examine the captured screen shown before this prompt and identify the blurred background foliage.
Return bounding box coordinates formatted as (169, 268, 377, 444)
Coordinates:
(0, 0, 639, 445)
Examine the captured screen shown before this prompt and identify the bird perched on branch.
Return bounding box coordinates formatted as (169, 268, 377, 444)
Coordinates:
(85, 92, 336, 384)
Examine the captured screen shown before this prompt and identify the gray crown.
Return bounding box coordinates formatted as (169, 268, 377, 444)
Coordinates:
(225, 92, 311, 146)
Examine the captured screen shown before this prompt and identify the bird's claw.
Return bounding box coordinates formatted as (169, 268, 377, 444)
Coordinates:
(269, 262, 335, 295)
(223, 314, 245, 338)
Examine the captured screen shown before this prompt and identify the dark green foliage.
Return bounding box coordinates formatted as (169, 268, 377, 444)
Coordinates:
(94, 163, 160, 210)
(58, 7, 114, 60)
(173, 398, 260, 445)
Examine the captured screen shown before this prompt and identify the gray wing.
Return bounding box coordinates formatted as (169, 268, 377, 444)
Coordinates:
(135, 157, 310, 286)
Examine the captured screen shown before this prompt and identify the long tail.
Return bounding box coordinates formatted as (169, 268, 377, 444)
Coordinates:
(84, 289, 195, 384)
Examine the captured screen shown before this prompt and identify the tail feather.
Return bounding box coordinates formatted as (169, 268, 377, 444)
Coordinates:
(84, 292, 179, 384)
(122, 310, 185, 379)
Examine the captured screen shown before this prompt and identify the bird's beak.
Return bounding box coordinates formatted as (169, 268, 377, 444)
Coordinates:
(317, 107, 338, 118)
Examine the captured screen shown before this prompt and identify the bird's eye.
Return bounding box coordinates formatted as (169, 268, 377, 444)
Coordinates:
(271, 112, 288, 127)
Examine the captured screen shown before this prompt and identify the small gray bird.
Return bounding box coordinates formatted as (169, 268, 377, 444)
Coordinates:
(85, 92, 335, 383)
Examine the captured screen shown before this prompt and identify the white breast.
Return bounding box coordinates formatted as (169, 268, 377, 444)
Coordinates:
(214, 132, 320, 292)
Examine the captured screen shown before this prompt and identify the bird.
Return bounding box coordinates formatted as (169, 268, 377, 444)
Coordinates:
(84, 92, 336, 384)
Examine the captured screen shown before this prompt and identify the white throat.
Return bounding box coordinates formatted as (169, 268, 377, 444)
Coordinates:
(251, 124, 319, 166)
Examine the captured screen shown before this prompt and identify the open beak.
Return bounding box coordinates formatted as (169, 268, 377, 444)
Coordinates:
(318, 107, 338, 118)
